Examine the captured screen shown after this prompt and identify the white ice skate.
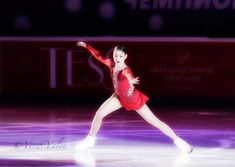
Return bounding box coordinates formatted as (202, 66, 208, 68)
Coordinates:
(75, 135, 96, 151)
(174, 137, 193, 153)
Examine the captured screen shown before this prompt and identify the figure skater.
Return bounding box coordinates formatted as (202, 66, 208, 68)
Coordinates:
(75, 42, 193, 153)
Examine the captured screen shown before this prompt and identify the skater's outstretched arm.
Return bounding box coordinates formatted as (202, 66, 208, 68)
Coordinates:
(77, 42, 112, 66)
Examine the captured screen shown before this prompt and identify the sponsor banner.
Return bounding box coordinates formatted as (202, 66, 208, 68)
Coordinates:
(0, 38, 235, 98)
(124, 0, 235, 10)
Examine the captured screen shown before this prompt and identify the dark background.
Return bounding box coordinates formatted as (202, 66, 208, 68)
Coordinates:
(0, 0, 235, 37)
(0, 0, 235, 108)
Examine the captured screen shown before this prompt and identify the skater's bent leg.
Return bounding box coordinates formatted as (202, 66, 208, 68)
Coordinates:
(136, 104, 177, 140)
(89, 94, 122, 136)
(75, 95, 121, 151)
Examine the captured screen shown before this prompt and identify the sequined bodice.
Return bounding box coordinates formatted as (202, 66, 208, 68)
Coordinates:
(111, 68, 120, 94)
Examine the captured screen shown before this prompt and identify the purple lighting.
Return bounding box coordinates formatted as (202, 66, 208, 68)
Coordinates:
(49, 49, 56, 89)
(66, 51, 72, 86)
(65, 0, 81, 13)
(148, 14, 163, 31)
(14, 15, 31, 31)
(99, 1, 115, 19)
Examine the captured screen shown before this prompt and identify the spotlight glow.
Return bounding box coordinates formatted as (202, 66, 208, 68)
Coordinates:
(148, 14, 163, 31)
(14, 15, 31, 31)
(65, 0, 81, 13)
(99, 1, 115, 19)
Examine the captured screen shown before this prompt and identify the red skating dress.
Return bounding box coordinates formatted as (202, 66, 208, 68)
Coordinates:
(84, 44, 149, 111)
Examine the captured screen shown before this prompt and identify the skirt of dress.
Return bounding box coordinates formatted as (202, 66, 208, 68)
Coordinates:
(117, 89, 149, 111)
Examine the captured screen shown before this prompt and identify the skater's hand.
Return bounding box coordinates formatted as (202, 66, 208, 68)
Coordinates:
(130, 77, 140, 85)
(127, 77, 139, 97)
(77, 41, 86, 47)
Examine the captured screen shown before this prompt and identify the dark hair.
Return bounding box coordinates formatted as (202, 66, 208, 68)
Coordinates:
(115, 45, 126, 53)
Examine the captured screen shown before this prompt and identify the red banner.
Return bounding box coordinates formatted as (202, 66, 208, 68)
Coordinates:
(1, 38, 235, 98)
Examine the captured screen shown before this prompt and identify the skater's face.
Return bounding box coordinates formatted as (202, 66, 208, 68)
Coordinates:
(113, 47, 127, 64)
